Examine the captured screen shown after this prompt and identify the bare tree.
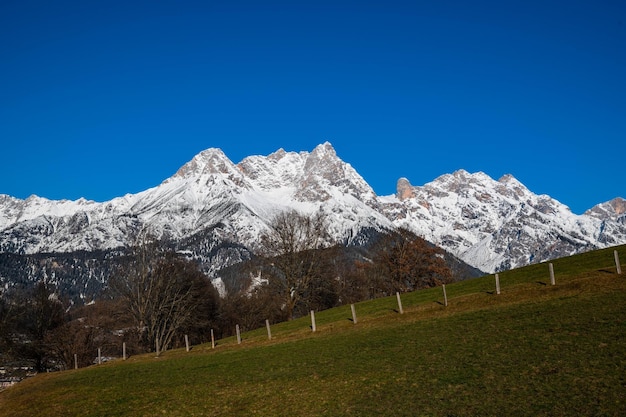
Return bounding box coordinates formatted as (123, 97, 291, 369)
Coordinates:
(111, 235, 217, 356)
(0, 294, 19, 362)
(45, 317, 98, 370)
(148, 255, 216, 354)
(109, 234, 164, 350)
(259, 209, 330, 320)
(370, 229, 453, 294)
(14, 282, 66, 372)
(45, 299, 133, 369)
(217, 286, 285, 335)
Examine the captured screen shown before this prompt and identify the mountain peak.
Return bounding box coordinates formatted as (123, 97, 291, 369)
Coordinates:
(496, 173, 530, 198)
(585, 197, 626, 222)
(267, 148, 287, 162)
(165, 147, 250, 190)
(396, 178, 415, 201)
(428, 170, 495, 194)
(452, 169, 471, 178)
(610, 197, 626, 215)
(172, 148, 234, 179)
(498, 173, 522, 186)
(310, 141, 337, 157)
(303, 142, 341, 173)
(236, 143, 376, 203)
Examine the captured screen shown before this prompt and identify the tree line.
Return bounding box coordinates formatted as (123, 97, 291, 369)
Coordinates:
(0, 209, 457, 372)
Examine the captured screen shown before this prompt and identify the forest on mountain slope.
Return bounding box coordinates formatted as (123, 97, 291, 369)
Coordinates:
(0, 210, 476, 374)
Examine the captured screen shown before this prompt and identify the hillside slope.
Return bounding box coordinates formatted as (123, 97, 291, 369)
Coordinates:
(1, 245, 624, 416)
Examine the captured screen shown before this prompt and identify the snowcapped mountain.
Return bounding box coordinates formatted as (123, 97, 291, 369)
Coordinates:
(0, 143, 391, 257)
(1, 143, 624, 276)
(380, 170, 626, 272)
(584, 197, 626, 224)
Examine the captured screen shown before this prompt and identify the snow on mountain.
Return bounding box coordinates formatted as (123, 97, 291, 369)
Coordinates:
(380, 170, 626, 272)
(0, 143, 624, 275)
(584, 197, 626, 224)
(238, 143, 378, 203)
(0, 143, 390, 258)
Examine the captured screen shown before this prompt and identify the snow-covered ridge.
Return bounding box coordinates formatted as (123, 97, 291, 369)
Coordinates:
(383, 170, 625, 272)
(0, 143, 391, 256)
(584, 197, 626, 224)
(1, 143, 625, 273)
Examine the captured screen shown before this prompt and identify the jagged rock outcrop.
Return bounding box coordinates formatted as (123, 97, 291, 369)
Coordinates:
(585, 197, 626, 224)
(380, 169, 626, 272)
(0, 142, 392, 257)
(1, 143, 624, 282)
(396, 178, 415, 201)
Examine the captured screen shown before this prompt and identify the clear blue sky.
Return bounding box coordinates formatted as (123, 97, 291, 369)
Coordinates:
(1, 0, 624, 214)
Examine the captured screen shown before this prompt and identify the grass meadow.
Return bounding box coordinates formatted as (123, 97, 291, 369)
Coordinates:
(1, 245, 624, 416)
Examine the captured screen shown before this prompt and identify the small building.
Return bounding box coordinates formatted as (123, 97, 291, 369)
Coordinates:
(0, 377, 22, 389)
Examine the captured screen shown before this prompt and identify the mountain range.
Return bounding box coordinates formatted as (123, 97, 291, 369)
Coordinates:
(1, 142, 625, 291)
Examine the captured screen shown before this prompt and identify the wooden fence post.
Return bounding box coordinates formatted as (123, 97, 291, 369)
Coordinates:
(442, 284, 448, 307)
(351, 304, 357, 324)
(98, 348, 102, 365)
(74, 353, 78, 370)
(495, 273, 501, 295)
(185, 334, 190, 352)
(615, 250, 622, 275)
(236, 325, 241, 344)
(266, 319, 272, 340)
(123, 342, 127, 360)
(211, 329, 215, 349)
(549, 263, 555, 286)
(311, 310, 317, 332)
(396, 292, 404, 314)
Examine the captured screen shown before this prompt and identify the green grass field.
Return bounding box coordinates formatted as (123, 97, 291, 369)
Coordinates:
(1, 245, 624, 416)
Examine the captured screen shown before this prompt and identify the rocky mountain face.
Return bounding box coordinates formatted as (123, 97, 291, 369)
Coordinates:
(382, 171, 626, 272)
(0, 143, 390, 256)
(584, 197, 626, 224)
(1, 142, 624, 298)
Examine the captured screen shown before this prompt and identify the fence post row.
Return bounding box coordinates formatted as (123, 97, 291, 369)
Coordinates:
(115, 249, 622, 358)
(396, 292, 404, 314)
(310, 310, 317, 332)
(193, 250, 621, 353)
(495, 273, 501, 295)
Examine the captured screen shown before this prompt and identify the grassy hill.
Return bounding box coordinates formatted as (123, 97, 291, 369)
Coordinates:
(1, 245, 624, 416)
